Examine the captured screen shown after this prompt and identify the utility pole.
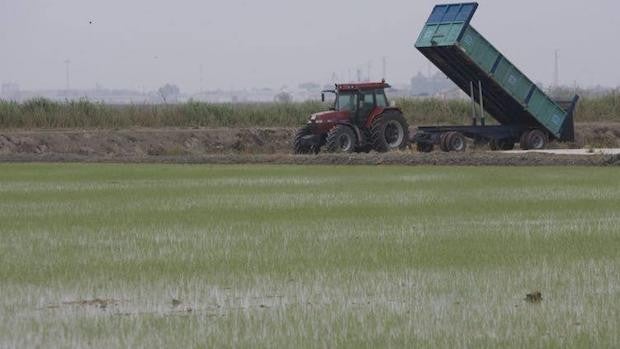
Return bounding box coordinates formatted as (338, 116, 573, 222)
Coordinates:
(553, 50, 559, 88)
(367, 61, 372, 81)
(64, 59, 71, 90)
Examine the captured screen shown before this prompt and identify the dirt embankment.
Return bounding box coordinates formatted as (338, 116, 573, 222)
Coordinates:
(0, 128, 295, 157)
(0, 123, 619, 166)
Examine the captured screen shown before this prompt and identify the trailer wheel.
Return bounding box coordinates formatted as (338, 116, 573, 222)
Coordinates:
(526, 129, 548, 150)
(439, 132, 451, 152)
(489, 139, 500, 151)
(447, 132, 466, 152)
(325, 125, 356, 153)
(416, 142, 433, 153)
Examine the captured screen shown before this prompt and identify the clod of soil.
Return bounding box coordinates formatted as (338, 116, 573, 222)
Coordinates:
(525, 291, 543, 304)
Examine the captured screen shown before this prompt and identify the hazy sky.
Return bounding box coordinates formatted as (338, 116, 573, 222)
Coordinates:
(1, 0, 619, 92)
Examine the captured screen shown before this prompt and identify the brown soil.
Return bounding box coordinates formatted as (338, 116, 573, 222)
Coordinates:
(1, 123, 619, 166)
(525, 291, 543, 304)
(0, 127, 294, 157)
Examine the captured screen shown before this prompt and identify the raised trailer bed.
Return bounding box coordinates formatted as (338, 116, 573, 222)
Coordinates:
(412, 2, 579, 152)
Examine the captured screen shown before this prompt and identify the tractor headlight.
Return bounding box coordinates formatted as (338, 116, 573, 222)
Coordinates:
(310, 115, 323, 123)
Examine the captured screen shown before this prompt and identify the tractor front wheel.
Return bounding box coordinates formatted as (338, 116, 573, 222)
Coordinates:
(326, 125, 357, 153)
(371, 112, 409, 153)
(293, 125, 316, 154)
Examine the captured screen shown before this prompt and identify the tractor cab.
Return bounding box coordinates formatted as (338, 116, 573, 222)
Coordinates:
(320, 81, 391, 127)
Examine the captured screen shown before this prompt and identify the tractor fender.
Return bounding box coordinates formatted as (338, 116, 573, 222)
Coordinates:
(335, 122, 363, 147)
(365, 107, 404, 128)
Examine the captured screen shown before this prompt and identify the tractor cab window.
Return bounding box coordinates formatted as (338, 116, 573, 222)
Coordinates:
(360, 91, 375, 108)
(336, 92, 357, 112)
(375, 90, 388, 107)
(355, 91, 376, 123)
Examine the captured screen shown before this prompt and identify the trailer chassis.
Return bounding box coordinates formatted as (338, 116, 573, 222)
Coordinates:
(411, 81, 579, 152)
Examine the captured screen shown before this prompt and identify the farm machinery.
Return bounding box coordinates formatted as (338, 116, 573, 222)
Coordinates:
(412, 2, 579, 152)
(294, 2, 579, 154)
(293, 81, 409, 154)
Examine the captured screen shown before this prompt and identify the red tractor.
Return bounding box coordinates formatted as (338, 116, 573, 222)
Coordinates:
(293, 81, 409, 154)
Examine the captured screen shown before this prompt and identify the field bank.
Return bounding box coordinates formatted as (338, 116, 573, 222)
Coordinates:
(0, 164, 619, 347)
(1, 123, 620, 164)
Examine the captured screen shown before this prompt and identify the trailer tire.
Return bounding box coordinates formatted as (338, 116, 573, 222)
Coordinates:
(526, 129, 548, 150)
(446, 132, 466, 152)
(293, 125, 317, 154)
(416, 142, 433, 153)
(489, 139, 500, 151)
(439, 132, 451, 152)
(326, 125, 357, 153)
(371, 112, 409, 153)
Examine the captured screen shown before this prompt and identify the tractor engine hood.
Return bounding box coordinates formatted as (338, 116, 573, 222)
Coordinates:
(309, 110, 348, 124)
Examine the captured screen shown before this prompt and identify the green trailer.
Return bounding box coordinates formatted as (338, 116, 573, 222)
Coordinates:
(412, 2, 579, 152)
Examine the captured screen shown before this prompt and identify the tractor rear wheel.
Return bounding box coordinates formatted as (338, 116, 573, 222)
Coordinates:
(293, 125, 316, 154)
(325, 125, 357, 153)
(370, 112, 409, 153)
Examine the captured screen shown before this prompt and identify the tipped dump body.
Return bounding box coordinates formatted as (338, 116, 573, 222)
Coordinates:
(415, 2, 574, 140)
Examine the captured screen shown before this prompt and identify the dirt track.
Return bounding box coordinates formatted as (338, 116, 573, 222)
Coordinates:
(1, 123, 620, 166)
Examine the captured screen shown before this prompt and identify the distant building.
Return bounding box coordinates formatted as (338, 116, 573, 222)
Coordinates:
(1, 83, 20, 100)
(410, 72, 457, 97)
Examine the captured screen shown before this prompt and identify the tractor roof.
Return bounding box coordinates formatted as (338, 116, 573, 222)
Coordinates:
(335, 80, 391, 92)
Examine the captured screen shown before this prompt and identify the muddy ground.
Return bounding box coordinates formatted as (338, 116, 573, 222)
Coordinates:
(1, 123, 620, 166)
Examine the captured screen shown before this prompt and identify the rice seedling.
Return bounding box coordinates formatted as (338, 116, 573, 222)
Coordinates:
(0, 164, 618, 348)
